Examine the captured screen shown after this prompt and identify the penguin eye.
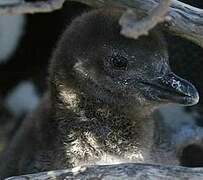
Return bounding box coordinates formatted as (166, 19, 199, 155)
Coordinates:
(110, 55, 128, 70)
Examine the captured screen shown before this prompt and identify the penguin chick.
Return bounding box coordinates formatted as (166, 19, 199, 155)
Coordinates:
(0, 8, 199, 177)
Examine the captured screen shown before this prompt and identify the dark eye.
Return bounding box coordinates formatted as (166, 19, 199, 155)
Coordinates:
(110, 55, 128, 70)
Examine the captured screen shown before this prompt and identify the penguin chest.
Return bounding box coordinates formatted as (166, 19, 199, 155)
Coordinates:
(63, 132, 153, 167)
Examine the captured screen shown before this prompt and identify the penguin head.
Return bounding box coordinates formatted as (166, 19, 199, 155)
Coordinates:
(51, 8, 199, 108)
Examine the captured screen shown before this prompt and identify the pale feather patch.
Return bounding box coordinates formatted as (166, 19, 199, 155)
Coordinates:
(65, 130, 145, 167)
(96, 151, 145, 165)
(59, 86, 80, 112)
(74, 60, 88, 78)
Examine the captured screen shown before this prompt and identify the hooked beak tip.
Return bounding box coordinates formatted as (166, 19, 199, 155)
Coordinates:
(187, 89, 199, 106)
(140, 72, 199, 106)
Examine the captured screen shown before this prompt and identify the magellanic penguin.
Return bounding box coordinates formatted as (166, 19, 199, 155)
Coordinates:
(0, 8, 199, 178)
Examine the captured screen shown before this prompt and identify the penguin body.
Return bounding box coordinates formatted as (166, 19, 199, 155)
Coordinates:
(0, 8, 199, 178)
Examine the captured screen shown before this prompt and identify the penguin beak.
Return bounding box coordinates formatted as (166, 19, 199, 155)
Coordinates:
(141, 72, 199, 106)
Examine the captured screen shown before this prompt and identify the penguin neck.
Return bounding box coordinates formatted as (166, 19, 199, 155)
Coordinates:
(53, 83, 154, 123)
(52, 83, 155, 163)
